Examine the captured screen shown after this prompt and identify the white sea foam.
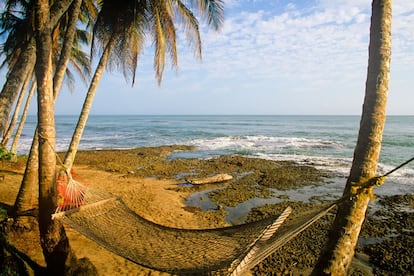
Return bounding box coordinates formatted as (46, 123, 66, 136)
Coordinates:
(189, 135, 345, 153)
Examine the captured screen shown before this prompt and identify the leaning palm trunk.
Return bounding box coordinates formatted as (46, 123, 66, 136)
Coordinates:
(10, 81, 36, 158)
(53, 0, 83, 95)
(63, 40, 114, 170)
(0, 40, 36, 136)
(12, 130, 39, 223)
(0, 0, 80, 136)
(1, 72, 34, 147)
(311, 0, 392, 274)
(11, 81, 37, 223)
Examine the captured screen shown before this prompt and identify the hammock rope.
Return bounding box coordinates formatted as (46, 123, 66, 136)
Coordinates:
(52, 178, 293, 274)
(51, 152, 414, 275)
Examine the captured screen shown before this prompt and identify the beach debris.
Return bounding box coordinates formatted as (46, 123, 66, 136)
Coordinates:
(185, 173, 233, 185)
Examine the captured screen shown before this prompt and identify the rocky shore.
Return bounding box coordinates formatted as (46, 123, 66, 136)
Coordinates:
(1, 145, 413, 275)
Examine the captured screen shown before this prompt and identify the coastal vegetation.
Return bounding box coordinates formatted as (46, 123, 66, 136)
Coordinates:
(0, 146, 13, 160)
(0, 0, 398, 275)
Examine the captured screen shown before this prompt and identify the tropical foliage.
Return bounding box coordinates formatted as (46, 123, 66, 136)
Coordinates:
(0, 145, 13, 160)
(0, 0, 224, 273)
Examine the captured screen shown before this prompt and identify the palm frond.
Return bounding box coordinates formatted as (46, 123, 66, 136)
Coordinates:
(152, 5, 167, 84)
(69, 47, 91, 83)
(193, 0, 224, 30)
(63, 68, 75, 93)
(90, 0, 223, 86)
(175, 0, 202, 59)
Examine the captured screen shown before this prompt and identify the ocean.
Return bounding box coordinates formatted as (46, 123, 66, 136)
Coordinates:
(14, 115, 414, 197)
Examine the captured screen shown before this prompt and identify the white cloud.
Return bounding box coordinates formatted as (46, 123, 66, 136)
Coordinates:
(53, 0, 414, 115)
(196, 2, 371, 84)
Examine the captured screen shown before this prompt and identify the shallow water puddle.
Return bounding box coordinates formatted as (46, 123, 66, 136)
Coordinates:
(185, 187, 218, 210)
(186, 178, 346, 224)
(185, 174, 414, 225)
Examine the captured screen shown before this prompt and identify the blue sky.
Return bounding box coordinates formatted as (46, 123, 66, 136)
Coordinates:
(22, 1, 414, 114)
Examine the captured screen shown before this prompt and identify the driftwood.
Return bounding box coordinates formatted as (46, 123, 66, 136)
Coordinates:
(185, 173, 233, 185)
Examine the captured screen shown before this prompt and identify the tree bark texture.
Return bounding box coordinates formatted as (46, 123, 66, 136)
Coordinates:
(63, 41, 114, 170)
(34, 0, 72, 274)
(12, 130, 39, 220)
(0, 41, 36, 135)
(12, 0, 81, 220)
(10, 82, 36, 157)
(312, 0, 392, 274)
(1, 73, 33, 147)
(53, 0, 83, 96)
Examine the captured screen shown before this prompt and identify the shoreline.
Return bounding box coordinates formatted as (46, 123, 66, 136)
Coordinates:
(1, 146, 413, 275)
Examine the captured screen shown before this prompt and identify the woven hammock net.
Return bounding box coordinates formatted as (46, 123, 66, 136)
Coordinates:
(53, 176, 335, 275)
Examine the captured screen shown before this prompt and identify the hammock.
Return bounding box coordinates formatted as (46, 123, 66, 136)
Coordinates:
(52, 175, 336, 275)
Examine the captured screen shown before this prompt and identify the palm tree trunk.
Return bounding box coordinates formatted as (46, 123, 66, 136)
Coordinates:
(312, 0, 392, 274)
(12, 0, 83, 218)
(11, 83, 37, 226)
(63, 40, 114, 170)
(53, 0, 83, 96)
(49, 0, 77, 29)
(0, 40, 36, 136)
(10, 82, 36, 158)
(11, 82, 37, 222)
(34, 1, 74, 273)
(12, 129, 39, 222)
(1, 72, 34, 147)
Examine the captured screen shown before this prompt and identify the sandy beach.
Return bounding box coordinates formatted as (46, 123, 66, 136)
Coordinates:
(1, 149, 230, 275)
(1, 146, 413, 275)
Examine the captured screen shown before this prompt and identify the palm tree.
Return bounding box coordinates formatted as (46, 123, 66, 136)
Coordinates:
(0, 0, 35, 70)
(0, 48, 35, 132)
(0, 0, 36, 135)
(30, 0, 223, 273)
(4, 86, 36, 219)
(11, 0, 93, 226)
(33, 0, 98, 273)
(34, 0, 66, 273)
(52, 0, 91, 96)
(11, 0, 91, 227)
(10, 79, 36, 158)
(62, 0, 149, 169)
(0, 0, 75, 134)
(0, 1, 36, 144)
(0, 0, 91, 148)
(0, 70, 33, 147)
(62, 0, 224, 171)
(312, 0, 392, 274)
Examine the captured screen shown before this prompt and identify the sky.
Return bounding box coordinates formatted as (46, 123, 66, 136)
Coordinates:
(18, 1, 414, 115)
